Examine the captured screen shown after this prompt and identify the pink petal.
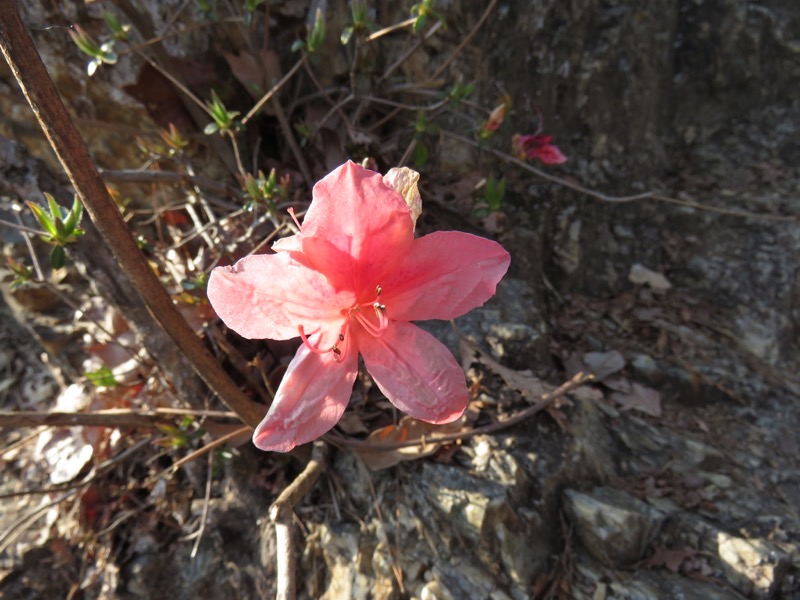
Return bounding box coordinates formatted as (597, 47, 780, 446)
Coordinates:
(271, 233, 302, 253)
(356, 322, 468, 424)
(207, 252, 354, 345)
(380, 231, 510, 321)
(253, 338, 358, 452)
(299, 161, 414, 290)
(531, 143, 567, 165)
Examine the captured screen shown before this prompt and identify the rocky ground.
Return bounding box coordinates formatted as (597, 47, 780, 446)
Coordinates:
(1, 1, 799, 598)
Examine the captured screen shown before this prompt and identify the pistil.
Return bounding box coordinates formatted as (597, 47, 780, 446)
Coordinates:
(297, 285, 388, 364)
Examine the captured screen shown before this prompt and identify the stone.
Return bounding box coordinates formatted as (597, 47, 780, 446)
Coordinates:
(563, 487, 666, 567)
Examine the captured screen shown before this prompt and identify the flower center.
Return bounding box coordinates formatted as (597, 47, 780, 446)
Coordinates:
(297, 285, 388, 363)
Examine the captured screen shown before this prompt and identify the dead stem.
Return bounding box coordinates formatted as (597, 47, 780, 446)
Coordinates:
(270, 97, 314, 190)
(13, 211, 44, 280)
(366, 17, 416, 42)
(326, 372, 593, 452)
(0, 217, 43, 236)
(150, 425, 250, 484)
(269, 441, 329, 600)
(99, 169, 237, 197)
(241, 57, 304, 125)
(430, 0, 498, 80)
(442, 129, 799, 222)
(189, 451, 214, 558)
(0, 408, 240, 429)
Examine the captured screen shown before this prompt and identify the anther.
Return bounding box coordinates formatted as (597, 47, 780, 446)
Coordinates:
(375, 285, 382, 297)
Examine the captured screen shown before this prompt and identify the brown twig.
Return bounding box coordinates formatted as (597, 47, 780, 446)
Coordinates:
(152, 425, 250, 482)
(430, 0, 498, 80)
(241, 56, 304, 125)
(269, 441, 329, 600)
(0, 217, 42, 235)
(0, 408, 240, 429)
(442, 129, 799, 222)
(0, 3, 265, 428)
(327, 372, 593, 451)
(99, 168, 237, 196)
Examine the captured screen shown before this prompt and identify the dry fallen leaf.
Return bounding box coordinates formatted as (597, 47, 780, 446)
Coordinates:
(610, 382, 662, 417)
(460, 338, 549, 401)
(628, 263, 672, 292)
(582, 350, 626, 381)
(354, 414, 467, 471)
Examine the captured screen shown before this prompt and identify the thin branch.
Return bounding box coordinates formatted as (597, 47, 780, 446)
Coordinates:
(441, 129, 799, 222)
(190, 451, 214, 558)
(377, 20, 443, 85)
(270, 441, 329, 600)
(154, 425, 250, 482)
(0, 217, 42, 235)
(327, 372, 592, 451)
(13, 210, 44, 280)
(270, 97, 314, 190)
(0, 408, 240, 429)
(366, 17, 416, 42)
(0, 3, 265, 428)
(99, 168, 237, 196)
(242, 57, 304, 125)
(431, 0, 498, 80)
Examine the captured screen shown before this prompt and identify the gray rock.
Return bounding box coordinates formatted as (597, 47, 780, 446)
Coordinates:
(563, 487, 666, 567)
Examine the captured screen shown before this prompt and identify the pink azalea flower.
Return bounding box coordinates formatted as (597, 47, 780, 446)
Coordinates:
(207, 161, 510, 452)
(512, 133, 568, 165)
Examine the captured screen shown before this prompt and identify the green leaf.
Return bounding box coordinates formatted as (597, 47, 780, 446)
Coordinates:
(50, 245, 66, 270)
(413, 142, 429, 169)
(53, 217, 67, 239)
(340, 26, 354, 45)
(26, 201, 57, 237)
(45, 193, 62, 220)
(307, 8, 326, 53)
(63, 196, 83, 235)
(85, 366, 117, 388)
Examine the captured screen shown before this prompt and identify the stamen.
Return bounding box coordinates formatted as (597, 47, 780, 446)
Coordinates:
(331, 323, 351, 363)
(375, 285, 382, 297)
(287, 207, 302, 231)
(298, 325, 329, 354)
(354, 303, 389, 337)
(374, 303, 388, 332)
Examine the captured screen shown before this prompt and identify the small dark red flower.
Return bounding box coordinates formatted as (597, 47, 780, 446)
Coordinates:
(512, 133, 567, 165)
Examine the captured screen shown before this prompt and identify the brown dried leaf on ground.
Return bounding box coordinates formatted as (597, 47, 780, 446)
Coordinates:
(223, 49, 282, 98)
(643, 545, 699, 573)
(354, 414, 468, 471)
(460, 338, 549, 402)
(582, 350, 626, 381)
(610, 382, 662, 417)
